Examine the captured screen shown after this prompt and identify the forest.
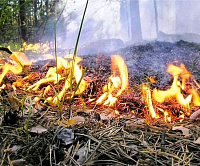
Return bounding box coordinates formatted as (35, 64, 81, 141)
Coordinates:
(0, 0, 58, 46)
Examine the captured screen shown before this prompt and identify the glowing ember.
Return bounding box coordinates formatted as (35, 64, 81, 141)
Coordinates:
(96, 55, 128, 107)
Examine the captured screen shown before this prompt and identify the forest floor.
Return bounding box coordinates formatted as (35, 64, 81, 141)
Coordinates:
(0, 40, 200, 166)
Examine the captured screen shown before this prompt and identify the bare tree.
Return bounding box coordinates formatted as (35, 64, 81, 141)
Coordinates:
(120, 0, 131, 40)
(154, 0, 159, 39)
(33, 0, 38, 26)
(129, 0, 142, 42)
(19, 0, 27, 42)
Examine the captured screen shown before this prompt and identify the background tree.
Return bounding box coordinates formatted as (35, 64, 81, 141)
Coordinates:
(154, 0, 159, 39)
(0, 0, 58, 45)
(129, 0, 142, 42)
(19, 0, 27, 42)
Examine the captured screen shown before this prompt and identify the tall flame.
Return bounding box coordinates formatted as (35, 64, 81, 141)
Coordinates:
(96, 55, 128, 107)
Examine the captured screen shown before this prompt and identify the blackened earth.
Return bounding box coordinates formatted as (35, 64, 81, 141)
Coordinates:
(81, 40, 200, 88)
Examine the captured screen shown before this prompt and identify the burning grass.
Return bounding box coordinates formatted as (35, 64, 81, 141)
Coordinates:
(0, 41, 200, 165)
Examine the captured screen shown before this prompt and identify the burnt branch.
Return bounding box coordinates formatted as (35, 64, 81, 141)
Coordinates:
(0, 47, 13, 54)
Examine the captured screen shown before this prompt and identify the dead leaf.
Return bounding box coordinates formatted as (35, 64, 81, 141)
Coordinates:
(11, 159, 26, 166)
(100, 113, 111, 120)
(135, 118, 145, 124)
(84, 109, 94, 114)
(57, 119, 76, 127)
(4, 147, 12, 153)
(30, 125, 47, 134)
(73, 116, 85, 124)
(190, 109, 200, 119)
(100, 110, 118, 120)
(194, 137, 200, 144)
(11, 145, 21, 152)
(76, 147, 94, 164)
(172, 126, 190, 136)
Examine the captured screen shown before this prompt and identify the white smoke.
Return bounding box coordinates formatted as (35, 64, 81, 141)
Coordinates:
(54, 0, 200, 53)
(57, 0, 124, 49)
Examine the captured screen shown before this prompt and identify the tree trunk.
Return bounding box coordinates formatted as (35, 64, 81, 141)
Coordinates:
(129, 0, 142, 42)
(33, 0, 37, 26)
(45, 0, 49, 15)
(19, 0, 27, 42)
(120, 0, 131, 41)
(154, 0, 159, 39)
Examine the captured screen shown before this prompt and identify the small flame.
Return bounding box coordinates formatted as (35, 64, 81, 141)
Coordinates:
(0, 52, 31, 84)
(26, 55, 88, 103)
(96, 55, 128, 107)
(19, 42, 50, 53)
(157, 107, 171, 122)
(144, 63, 200, 122)
(153, 63, 192, 108)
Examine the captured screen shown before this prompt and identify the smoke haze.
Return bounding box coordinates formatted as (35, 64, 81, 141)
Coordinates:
(49, 0, 200, 54)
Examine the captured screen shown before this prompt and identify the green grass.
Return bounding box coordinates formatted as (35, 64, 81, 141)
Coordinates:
(70, 0, 89, 92)
(24, 97, 33, 142)
(0, 0, 30, 26)
(52, 0, 89, 118)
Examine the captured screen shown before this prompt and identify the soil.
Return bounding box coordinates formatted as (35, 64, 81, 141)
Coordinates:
(81, 40, 200, 87)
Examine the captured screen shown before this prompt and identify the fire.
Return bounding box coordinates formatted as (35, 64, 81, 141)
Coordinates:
(142, 63, 200, 122)
(19, 42, 50, 53)
(0, 50, 87, 104)
(1, 47, 200, 123)
(27, 55, 88, 103)
(0, 52, 31, 84)
(153, 63, 192, 108)
(96, 55, 128, 107)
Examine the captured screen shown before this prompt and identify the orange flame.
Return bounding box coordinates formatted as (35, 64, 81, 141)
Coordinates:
(0, 52, 31, 84)
(153, 63, 192, 108)
(96, 55, 128, 107)
(19, 42, 50, 53)
(189, 89, 200, 106)
(143, 63, 200, 122)
(27, 55, 88, 103)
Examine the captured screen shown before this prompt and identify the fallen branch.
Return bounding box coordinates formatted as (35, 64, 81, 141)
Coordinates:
(0, 47, 12, 54)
